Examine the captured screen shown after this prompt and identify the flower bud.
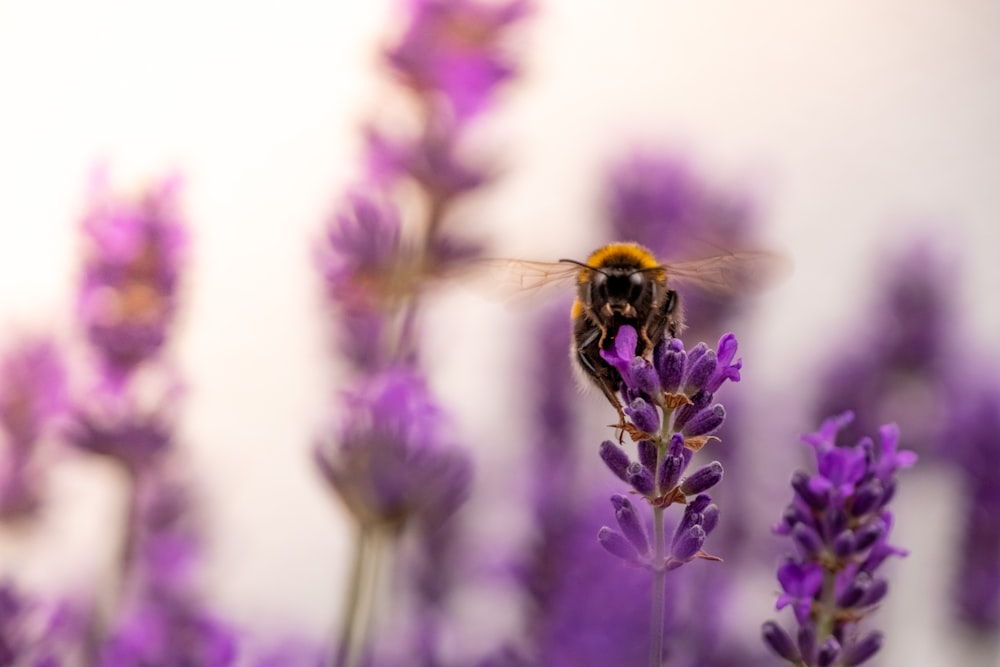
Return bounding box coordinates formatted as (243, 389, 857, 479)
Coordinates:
(761, 622, 800, 662)
(625, 397, 660, 434)
(598, 527, 640, 564)
(599, 441, 630, 482)
(679, 461, 723, 495)
(613, 496, 650, 556)
(681, 404, 725, 437)
(627, 461, 655, 496)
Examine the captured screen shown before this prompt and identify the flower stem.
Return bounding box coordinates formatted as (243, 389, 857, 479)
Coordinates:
(816, 566, 838, 641)
(334, 523, 383, 667)
(648, 503, 666, 667)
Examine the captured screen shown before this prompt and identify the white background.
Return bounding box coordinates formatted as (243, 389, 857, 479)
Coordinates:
(2, 0, 1000, 664)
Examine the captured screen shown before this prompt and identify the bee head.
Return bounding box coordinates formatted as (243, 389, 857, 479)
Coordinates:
(562, 258, 658, 318)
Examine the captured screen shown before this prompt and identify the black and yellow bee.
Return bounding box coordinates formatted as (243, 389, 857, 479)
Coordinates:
(493, 242, 786, 418)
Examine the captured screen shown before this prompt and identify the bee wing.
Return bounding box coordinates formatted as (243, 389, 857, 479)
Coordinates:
(470, 258, 582, 304)
(664, 250, 791, 295)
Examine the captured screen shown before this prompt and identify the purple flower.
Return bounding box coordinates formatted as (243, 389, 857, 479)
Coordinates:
(762, 413, 915, 666)
(365, 124, 489, 199)
(95, 469, 238, 667)
(0, 338, 66, 518)
(67, 406, 173, 471)
(78, 175, 186, 382)
(594, 330, 741, 666)
(100, 600, 237, 667)
(948, 379, 1000, 630)
(597, 330, 740, 572)
(385, 0, 530, 122)
(0, 339, 66, 448)
(0, 581, 85, 666)
(315, 368, 472, 528)
(603, 150, 761, 335)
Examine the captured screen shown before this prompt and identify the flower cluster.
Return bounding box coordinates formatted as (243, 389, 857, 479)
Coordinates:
(69, 177, 186, 470)
(77, 176, 186, 384)
(605, 151, 760, 334)
(948, 381, 1000, 630)
(0, 338, 66, 518)
(315, 368, 471, 531)
(596, 326, 740, 571)
(385, 0, 530, 123)
(98, 474, 237, 667)
(762, 412, 916, 667)
(0, 582, 84, 666)
(313, 2, 529, 663)
(68, 177, 238, 665)
(810, 237, 1000, 632)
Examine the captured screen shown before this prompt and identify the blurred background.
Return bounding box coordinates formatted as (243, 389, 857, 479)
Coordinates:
(1, 0, 999, 665)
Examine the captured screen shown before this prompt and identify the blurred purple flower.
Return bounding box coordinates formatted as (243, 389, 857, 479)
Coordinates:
(813, 239, 955, 457)
(509, 305, 582, 638)
(386, 0, 530, 122)
(365, 124, 489, 200)
(320, 193, 407, 304)
(315, 367, 472, 529)
(67, 407, 173, 471)
(100, 600, 236, 667)
(0, 581, 85, 666)
(98, 472, 237, 667)
(949, 380, 1000, 630)
(316, 1, 529, 662)
(0, 338, 66, 518)
(811, 236, 1000, 632)
(78, 176, 186, 382)
(763, 413, 915, 666)
(318, 193, 483, 372)
(604, 151, 761, 333)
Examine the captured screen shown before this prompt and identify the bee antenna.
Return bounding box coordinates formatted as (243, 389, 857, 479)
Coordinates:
(559, 258, 606, 275)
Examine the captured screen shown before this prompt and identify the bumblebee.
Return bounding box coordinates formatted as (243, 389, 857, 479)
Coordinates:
(491, 242, 785, 419)
(567, 243, 679, 415)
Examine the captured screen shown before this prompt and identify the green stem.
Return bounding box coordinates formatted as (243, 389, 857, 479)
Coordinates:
(648, 503, 666, 667)
(648, 407, 675, 667)
(816, 566, 839, 644)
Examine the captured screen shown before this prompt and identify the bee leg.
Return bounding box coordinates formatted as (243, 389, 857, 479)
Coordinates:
(600, 383, 629, 442)
(576, 353, 628, 440)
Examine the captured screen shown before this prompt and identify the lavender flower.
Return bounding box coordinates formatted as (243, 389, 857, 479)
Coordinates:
(77, 176, 186, 384)
(813, 239, 954, 457)
(365, 123, 490, 202)
(315, 3, 529, 663)
(315, 368, 471, 529)
(810, 237, 1000, 632)
(0, 581, 85, 666)
(97, 472, 237, 666)
(597, 328, 739, 570)
(100, 599, 236, 667)
(68, 407, 173, 471)
(315, 369, 471, 667)
(385, 0, 531, 122)
(948, 380, 1000, 630)
(595, 326, 739, 666)
(66, 173, 238, 663)
(604, 150, 760, 333)
(762, 412, 916, 666)
(0, 338, 66, 518)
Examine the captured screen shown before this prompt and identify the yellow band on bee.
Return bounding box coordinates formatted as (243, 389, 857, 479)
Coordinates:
(579, 242, 660, 283)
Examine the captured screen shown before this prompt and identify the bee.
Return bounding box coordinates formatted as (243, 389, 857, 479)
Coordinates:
(491, 242, 786, 421)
